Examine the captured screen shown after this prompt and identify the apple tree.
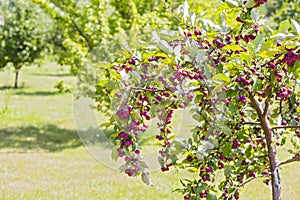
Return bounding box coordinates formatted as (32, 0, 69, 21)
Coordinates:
(0, 0, 48, 88)
(30, 0, 177, 74)
(96, 0, 300, 199)
(30, 0, 216, 75)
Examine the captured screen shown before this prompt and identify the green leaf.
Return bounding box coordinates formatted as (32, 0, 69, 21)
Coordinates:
(245, 145, 254, 159)
(212, 74, 230, 83)
(259, 50, 278, 58)
(105, 80, 117, 90)
(227, 44, 243, 51)
(180, 179, 186, 187)
(223, 142, 232, 157)
(226, 89, 237, 97)
(100, 122, 113, 128)
(245, 0, 256, 8)
(260, 40, 273, 52)
(141, 172, 152, 186)
(293, 60, 300, 78)
(160, 40, 173, 53)
(239, 52, 251, 65)
(192, 114, 202, 122)
(271, 33, 295, 39)
(182, 0, 189, 23)
(178, 26, 185, 36)
(204, 65, 211, 79)
(131, 109, 142, 121)
(152, 31, 160, 42)
(224, 165, 232, 177)
(253, 34, 264, 52)
(203, 141, 215, 150)
(190, 12, 196, 26)
(221, 126, 231, 135)
(98, 80, 109, 87)
(285, 41, 300, 49)
(225, 0, 239, 7)
(195, 50, 206, 64)
(174, 44, 181, 56)
(290, 19, 300, 35)
(200, 19, 221, 30)
(278, 19, 290, 33)
(138, 161, 149, 169)
(119, 164, 128, 172)
(196, 151, 205, 161)
(252, 76, 258, 92)
(111, 147, 119, 161)
(207, 193, 218, 200)
(195, 185, 205, 194)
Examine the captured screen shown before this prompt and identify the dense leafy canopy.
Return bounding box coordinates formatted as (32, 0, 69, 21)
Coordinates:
(2, 0, 299, 199)
(0, 0, 48, 87)
(31, 0, 178, 73)
(92, 1, 300, 199)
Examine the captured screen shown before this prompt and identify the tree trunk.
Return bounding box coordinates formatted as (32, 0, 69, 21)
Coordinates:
(261, 114, 282, 200)
(249, 94, 282, 200)
(14, 68, 19, 88)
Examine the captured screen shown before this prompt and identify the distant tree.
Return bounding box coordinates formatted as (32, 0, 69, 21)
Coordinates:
(0, 0, 47, 88)
(30, 0, 187, 74)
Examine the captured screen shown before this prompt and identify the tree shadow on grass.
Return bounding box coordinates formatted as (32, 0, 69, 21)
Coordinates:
(0, 124, 83, 152)
(15, 91, 60, 96)
(0, 86, 27, 90)
(30, 73, 73, 77)
(0, 124, 118, 152)
(0, 86, 62, 96)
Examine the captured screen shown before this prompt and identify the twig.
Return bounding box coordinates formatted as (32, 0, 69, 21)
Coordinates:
(131, 87, 166, 92)
(125, 87, 133, 105)
(208, 48, 216, 55)
(279, 156, 300, 166)
(271, 125, 300, 130)
(279, 99, 283, 120)
(161, 0, 181, 23)
(242, 122, 261, 126)
(227, 175, 268, 200)
(189, 88, 202, 93)
(261, 53, 284, 67)
(239, 174, 267, 188)
(286, 97, 295, 115)
(70, 18, 93, 51)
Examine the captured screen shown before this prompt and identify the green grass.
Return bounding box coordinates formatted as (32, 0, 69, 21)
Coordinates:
(0, 64, 299, 199)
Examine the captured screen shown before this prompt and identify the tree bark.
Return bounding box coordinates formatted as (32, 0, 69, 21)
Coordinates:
(249, 93, 282, 200)
(14, 67, 19, 89)
(261, 115, 282, 200)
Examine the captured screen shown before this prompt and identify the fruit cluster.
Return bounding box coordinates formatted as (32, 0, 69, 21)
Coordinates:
(106, 0, 300, 199)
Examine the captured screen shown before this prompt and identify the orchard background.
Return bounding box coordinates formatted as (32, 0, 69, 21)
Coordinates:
(0, 0, 299, 200)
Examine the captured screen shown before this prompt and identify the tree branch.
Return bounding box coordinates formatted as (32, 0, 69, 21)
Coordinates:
(286, 97, 296, 115)
(279, 99, 283, 119)
(261, 53, 284, 67)
(131, 87, 166, 92)
(189, 88, 202, 93)
(70, 18, 93, 51)
(263, 101, 269, 118)
(279, 156, 300, 166)
(249, 92, 263, 117)
(227, 174, 269, 200)
(249, 90, 282, 199)
(271, 125, 300, 130)
(242, 122, 261, 126)
(239, 174, 267, 188)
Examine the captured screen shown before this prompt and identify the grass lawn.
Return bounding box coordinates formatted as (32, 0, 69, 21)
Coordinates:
(0, 64, 299, 199)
